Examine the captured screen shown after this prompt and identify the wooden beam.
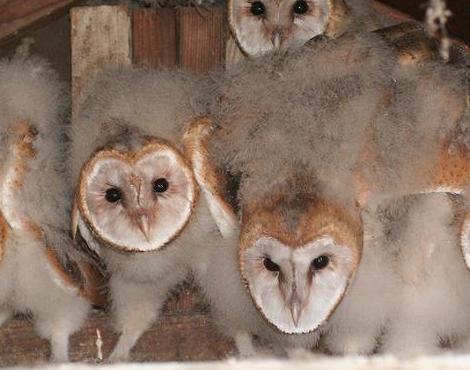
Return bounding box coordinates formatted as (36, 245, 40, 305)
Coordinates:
(133, 8, 177, 68)
(0, 0, 77, 43)
(376, 0, 470, 45)
(71, 5, 132, 117)
(178, 7, 225, 74)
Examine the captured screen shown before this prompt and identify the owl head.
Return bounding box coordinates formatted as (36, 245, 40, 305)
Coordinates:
(73, 138, 198, 253)
(183, 117, 362, 334)
(70, 67, 208, 254)
(239, 194, 361, 333)
(228, 0, 350, 56)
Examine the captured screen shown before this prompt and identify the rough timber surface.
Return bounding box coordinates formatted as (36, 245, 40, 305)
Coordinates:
(132, 8, 177, 68)
(178, 7, 225, 74)
(0, 285, 234, 365)
(71, 5, 131, 116)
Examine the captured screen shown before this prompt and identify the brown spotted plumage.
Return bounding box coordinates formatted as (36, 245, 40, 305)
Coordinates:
(0, 54, 91, 362)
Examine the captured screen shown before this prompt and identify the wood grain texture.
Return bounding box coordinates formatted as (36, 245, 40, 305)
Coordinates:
(0, 0, 77, 43)
(71, 5, 131, 117)
(133, 8, 177, 68)
(178, 7, 225, 73)
(0, 286, 235, 366)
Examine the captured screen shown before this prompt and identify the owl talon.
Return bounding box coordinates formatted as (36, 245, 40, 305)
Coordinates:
(49, 332, 70, 363)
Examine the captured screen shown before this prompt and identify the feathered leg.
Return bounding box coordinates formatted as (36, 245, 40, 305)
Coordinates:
(382, 323, 440, 357)
(34, 297, 89, 362)
(323, 324, 380, 355)
(234, 331, 257, 357)
(108, 277, 162, 362)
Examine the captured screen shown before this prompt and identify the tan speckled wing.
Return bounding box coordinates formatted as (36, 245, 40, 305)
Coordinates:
(45, 243, 107, 307)
(375, 22, 440, 66)
(354, 24, 466, 204)
(0, 120, 104, 305)
(183, 117, 238, 238)
(324, 0, 350, 38)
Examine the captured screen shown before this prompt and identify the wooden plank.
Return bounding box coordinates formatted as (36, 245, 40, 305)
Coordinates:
(0, 0, 77, 43)
(0, 288, 234, 365)
(133, 8, 177, 68)
(71, 5, 132, 117)
(376, 0, 470, 45)
(178, 7, 225, 74)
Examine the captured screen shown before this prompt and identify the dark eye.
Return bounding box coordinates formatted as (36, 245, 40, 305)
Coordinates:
(250, 1, 265, 16)
(263, 257, 280, 272)
(311, 255, 329, 270)
(153, 178, 169, 193)
(105, 188, 122, 203)
(293, 0, 309, 14)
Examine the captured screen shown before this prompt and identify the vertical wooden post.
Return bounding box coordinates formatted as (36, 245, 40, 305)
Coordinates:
(178, 7, 225, 73)
(70, 5, 131, 117)
(132, 8, 177, 68)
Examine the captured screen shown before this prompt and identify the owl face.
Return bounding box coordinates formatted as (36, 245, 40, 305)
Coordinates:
(76, 139, 197, 252)
(184, 117, 362, 334)
(229, 0, 348, 56)
(239, 197, 361, 333)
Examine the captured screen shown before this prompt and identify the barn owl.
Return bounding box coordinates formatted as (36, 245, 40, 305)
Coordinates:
(228, 0, 391, 56)
(381, 194, 470, 356)
(70, 67, 221, 362)
(323, 194, 470, 357)
(0, 54, 97, 362)
(184, 117, 363, 355)
(182, 26, 466, 355)
(322, 50, 469, 355)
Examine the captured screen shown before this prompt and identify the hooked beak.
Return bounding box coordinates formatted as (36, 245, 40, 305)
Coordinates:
(281, 272, 309, 328)
(137, 214, 151, 241)
(289, 291, 303, 327)
(272, 30, 282, 49)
